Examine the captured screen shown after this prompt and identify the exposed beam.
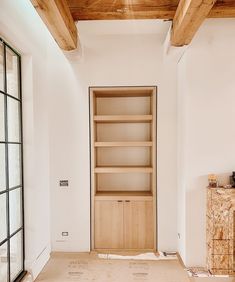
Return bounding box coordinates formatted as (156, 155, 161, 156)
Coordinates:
(69, 10, 176, 20)
(67, 0, 235, 21)
(171, 0, 217, 46)
(67, 0, 179, 20)
(30, 0, 78, 51)
(209, 2, 235, 17)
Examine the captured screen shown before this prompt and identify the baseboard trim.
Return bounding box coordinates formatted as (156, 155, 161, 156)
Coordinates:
(25, 245, 50, 280)
(177, 252, 186, 268)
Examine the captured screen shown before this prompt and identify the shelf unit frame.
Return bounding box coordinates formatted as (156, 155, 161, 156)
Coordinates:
(89, 86, 157, 251)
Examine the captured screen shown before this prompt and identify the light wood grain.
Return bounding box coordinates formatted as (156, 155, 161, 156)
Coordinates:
(30, 0, 78, 50)
(95, 142, 153, 147)
(95, 191, 153, 201)
(93, 88, 153, 97)
(124, 200, 154, 249)
(94, 167, 153, 173)
(97, 147, 151, 167)
(94, 115, 153, 123)
(90, 87, 157, 251)
(151, 87, 157, 250)
(97, 173, 151, 192)
(95, 200, 124, 249)
(171, 0, 217, 46)
(96, 123, 151, 142)
(90, 89, 96, 250)
(95, 191, 153, 196)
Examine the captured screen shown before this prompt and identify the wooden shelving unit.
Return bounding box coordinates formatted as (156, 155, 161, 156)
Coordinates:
(94, 167, 153, 173)
(95, 191, 153, 197)
(94, 115, 153, 123)
(94, 141, 153, 147)
(90, 86, 157, 251)
(95, 191, 153, 201)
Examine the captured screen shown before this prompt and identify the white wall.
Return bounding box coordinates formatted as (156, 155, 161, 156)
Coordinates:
(177, 19, 235, 266)
(48, 20, 178, 253)
(0, 0, 55, 278)
(1, 1, 179, 275)
(2, 1, 235, 271)
(5, 0, 234, 273)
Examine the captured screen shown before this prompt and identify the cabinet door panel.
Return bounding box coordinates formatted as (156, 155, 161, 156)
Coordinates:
(124, 201, 154, 249)
(95, 200, 124, 249)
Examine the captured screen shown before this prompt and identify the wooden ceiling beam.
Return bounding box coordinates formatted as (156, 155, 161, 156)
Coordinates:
(30, 0, 78, 51)
(209, 3, 235, 17)
(67, 0, 179, 20)
(69, 10, 176, 20)
(171, 0, 217, 46)
(67, 0, 235, 21)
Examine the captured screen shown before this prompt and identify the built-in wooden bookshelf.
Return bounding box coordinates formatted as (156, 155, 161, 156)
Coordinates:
(94, 115, 153, 123)
(94, 141, 153, 147)
(89, 86, 157, 251)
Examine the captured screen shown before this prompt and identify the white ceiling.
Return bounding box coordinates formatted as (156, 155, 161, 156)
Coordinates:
(77, 20, 171, 36)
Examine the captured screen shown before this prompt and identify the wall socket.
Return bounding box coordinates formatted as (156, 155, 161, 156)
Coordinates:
(59, 180, 69, 187)
(178, 233, 181, 239)
(62, 232, 69, 236)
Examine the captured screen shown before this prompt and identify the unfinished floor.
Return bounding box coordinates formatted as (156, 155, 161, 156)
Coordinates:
(22, 253, 234, 282)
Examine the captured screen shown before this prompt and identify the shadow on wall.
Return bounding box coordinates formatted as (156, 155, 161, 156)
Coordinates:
(185, 175, 208, 266)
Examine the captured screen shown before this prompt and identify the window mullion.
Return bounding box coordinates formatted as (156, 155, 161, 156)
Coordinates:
(3, 41, 11, 282)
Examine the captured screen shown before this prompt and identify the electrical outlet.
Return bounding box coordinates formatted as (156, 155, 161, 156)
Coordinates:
(62, 232, 69, 237)
(178, 233, 181, 239)
(60, 180, 69, 187)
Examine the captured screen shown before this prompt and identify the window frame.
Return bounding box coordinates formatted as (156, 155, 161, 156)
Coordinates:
(0, 37, 26, 282)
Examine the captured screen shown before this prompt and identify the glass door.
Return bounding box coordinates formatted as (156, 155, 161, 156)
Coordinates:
(0, 38, 25, 282)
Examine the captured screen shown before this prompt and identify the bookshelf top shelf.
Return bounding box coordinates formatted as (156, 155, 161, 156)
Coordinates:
(94, 115, 153, 123)
(92, 88, 154, 98)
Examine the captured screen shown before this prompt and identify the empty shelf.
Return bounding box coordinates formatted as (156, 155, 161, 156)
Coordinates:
(94, 115, 152, 123)
(94, 141, 153, 147)
(94, 167, 153, 173)
(95, 191, 153, 200)
(95, 191, 152, 196)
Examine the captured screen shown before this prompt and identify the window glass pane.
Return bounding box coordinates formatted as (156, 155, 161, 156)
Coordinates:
(0, 43, 4, 92)
(6, 47, 19, 99)
(0, 242, 8, 281)
(7, 97, 20, 142)
(8, 144, 21, 188)
(0, 94, 4, 141)
(0, 144, 6, 191)
(9, 188, 22, 234)
(10, 231, 23, 281)
(0, 194, 7, 242)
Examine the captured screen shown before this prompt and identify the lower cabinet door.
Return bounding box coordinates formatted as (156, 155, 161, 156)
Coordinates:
(94, 200, 124, 249)
(124, 200, 154, 249)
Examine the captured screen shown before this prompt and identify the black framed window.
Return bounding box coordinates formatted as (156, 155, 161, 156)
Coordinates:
(0, 38, 25, 282)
